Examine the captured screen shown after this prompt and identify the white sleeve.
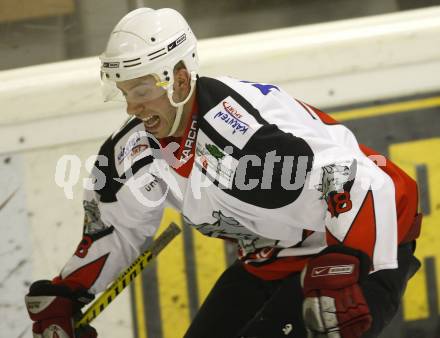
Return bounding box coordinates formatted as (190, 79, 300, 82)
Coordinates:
(59, 123, 169, 294)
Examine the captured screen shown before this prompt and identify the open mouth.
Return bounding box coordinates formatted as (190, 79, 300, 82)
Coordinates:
(142, 115, 160, 129)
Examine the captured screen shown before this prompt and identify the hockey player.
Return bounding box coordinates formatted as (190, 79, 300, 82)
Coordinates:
(25, 8, 422, 338)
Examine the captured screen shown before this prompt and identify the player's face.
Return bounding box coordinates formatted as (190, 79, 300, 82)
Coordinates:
(117, 75, 177, 138)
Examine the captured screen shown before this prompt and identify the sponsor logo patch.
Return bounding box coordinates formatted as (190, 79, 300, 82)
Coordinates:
(196, 142, 237, 188)
(194, 131, 238, 188)
(114, 125, 152, 177)
(311, 264, 354, 277)
(316, 160, 356, 218)
(204, 96, 262, 149)
(145, 174, 160, 192)
(182, 118, 198, 160)
(116, 131, 149, 164)
(102, 62, 120, 68)
(83, 200, 109, 235)
(184, 211, 278, 255)
(167, 33, 186, 52)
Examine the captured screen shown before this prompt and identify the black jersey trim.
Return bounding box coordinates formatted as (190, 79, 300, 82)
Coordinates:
(119, 155, 155, 181)
(111, 117, 144, 145)
(195, 77, 314, 209)
(93, 120, 155, 203)
(94, 138, 120, 203)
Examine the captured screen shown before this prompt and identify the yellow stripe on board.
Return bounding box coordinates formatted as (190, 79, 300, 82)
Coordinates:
(192, 229, 227, 305)
(134, 275, 147, 338)
(332, 96, 440, 121)
(157, 208, 191, 338)
(390, 138, 440, 320)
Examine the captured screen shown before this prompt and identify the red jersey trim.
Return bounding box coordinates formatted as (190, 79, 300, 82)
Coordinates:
(53, 253, 109, 291)
(341, 190, 377, 259)
(242, 256, 310, 280)
(359, 144, 419, 244)
(160, 99, 199, 178)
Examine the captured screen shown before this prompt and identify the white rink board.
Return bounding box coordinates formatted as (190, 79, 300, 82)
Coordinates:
(1, 6, 440, 154)
(0, 6, 439, 338)
(0, 141, 134, 338)
(26, 141, 134, 337)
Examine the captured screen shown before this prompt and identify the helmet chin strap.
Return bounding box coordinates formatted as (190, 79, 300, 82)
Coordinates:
(166, 71, 197, 137)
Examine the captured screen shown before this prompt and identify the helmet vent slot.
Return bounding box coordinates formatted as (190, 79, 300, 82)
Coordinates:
(123, 57, 142, 68)
(148, 48, 165, 57)
(123, 62, 142, 68)
(148, 48, 167, 60)
(149, 52, 167, 61)
(123, 58, 141, 63)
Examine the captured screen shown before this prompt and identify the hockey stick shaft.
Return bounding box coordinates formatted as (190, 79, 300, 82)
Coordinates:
(75, 222, 181, 328)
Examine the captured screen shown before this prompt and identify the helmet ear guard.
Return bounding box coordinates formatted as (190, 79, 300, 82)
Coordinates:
(99, 8, 199, 136)
(166, 70, 197, 136)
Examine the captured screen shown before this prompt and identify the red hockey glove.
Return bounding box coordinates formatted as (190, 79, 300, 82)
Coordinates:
(301, 246, 372, 338)
(25, 280, 97, 338)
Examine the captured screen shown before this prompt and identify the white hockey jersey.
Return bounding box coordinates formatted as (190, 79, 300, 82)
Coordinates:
(57, 77, 419, 294)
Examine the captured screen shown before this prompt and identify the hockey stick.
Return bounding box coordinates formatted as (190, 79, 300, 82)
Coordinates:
(75, 222, 181, 328)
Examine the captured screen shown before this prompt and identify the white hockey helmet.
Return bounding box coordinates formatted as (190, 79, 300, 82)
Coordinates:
(100, 8, 199, 135)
